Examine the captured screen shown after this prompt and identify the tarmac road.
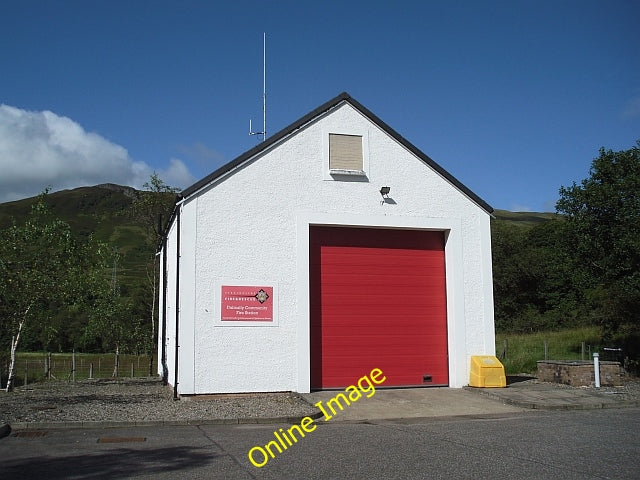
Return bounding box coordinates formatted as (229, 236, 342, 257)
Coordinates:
(1, 408, 639, 479)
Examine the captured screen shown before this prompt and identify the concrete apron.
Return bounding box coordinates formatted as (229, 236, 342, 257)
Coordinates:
(301, 387, 525, 422)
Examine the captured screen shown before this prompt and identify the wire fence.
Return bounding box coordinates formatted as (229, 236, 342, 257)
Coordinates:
(495, 326, 626, 375)
(1, 352, 157, 389)
(498, 339, 624, 363)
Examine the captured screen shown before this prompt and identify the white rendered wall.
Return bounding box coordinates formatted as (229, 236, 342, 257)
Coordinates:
(163, 219, 178, 386)
(169, 102, 495, 393)
(177, 201, 197, 393)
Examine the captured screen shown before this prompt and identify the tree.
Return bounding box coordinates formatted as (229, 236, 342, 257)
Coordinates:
(0, 191, 94, 390)
(130, 173, 179, 376)
(556, 142, 640, 357)
(491, 220, 528, 331)
(492, 218, 581, 333)
(81, 244, 131, 376)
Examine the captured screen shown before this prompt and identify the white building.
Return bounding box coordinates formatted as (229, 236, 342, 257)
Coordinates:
(158, 92, 495, 396)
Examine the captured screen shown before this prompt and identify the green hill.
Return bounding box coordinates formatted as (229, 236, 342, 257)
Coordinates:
(0, 184, 154, 293)
(492, 209, 558, 226)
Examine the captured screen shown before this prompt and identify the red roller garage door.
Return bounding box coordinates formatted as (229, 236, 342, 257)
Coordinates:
(310, 226, 448, 388)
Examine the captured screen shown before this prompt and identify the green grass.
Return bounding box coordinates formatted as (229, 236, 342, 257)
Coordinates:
(5, 329, 609, 386)
(496, 326, 603, 374)
(9, 352, 158, 387)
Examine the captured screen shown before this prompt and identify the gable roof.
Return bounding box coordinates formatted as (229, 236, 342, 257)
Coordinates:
(180, 92, 493, 214)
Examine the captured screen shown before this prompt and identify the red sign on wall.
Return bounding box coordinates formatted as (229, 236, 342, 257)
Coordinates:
(221, 285, 274, 322)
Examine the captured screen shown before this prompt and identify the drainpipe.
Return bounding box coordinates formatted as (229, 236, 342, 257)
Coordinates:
(593, 352, 600, 388)
(161, 237, 168, 386)
(173, 208, 181, 400)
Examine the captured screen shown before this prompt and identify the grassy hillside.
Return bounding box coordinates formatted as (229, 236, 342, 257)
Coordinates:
(0, 184, 154, 291)
(492, 209, 558, 226)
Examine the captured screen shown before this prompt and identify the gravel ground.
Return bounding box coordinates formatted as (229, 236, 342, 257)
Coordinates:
(2, 376, 639, 427)
(509, 376, 640, 400)
(0, 378, 317, 425)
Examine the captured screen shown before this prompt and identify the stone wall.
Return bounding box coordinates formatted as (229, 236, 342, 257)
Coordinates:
(537, 360, 623, 387)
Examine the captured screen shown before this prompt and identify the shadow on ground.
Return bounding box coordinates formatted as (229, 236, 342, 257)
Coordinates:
(1, 445, 221, 480)
(506, 375, 536, 385)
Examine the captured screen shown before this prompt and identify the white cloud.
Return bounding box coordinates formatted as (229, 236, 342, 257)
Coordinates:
(510, 203, 532, 212)
(0, 104, 196, 202)
(177, 142, 225, 163)
(175, 142, 226, 177)
(162, 157, 197, 188)
(621, 94, 640, 119)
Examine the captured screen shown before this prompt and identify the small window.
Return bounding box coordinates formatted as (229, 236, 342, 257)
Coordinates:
(329, 134, 364, 175)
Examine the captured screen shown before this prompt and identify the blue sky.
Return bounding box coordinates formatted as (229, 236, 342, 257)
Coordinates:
(1, 1, 638, 211)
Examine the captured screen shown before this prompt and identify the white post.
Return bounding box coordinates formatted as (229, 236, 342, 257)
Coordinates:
(593, 352, 600, 388)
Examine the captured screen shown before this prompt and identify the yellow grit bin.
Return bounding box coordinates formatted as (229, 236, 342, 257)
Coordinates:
(469, 355, 507, 388)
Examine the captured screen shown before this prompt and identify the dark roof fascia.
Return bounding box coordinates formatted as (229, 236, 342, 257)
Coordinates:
(159, 93, 353, 246)
(344, 95, 494, 214)
(179, 91, 493, 213)
(180, 92, 353, 199)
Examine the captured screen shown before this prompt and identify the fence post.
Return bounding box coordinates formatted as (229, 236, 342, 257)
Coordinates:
(89, 362, 93, 379)
(131, 362, 134, 378)
(544, 340, 549, 361)
(593, 352, 601, 388)
(72, 349, 76, 382)
(113, 348, 119, 378)
(581, 342, 585, 361)
(24, 359, 28, 387)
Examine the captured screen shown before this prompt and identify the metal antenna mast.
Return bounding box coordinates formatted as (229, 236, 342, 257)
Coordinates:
(249, 32, 266, 142)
